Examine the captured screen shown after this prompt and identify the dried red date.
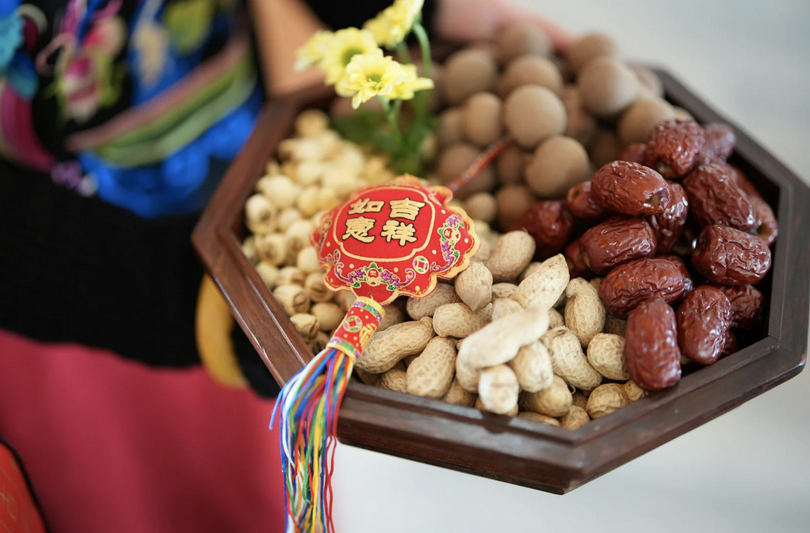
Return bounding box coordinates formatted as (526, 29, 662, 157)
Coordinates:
(670, 218, 702, 258)
(717, 284, 764, 329)
(721, 330, 738, 358)
(726, 165, 779, 245)
(643, 119, 706, 178)
(625, 297, 682, 391)
(697, 123, 736, 163)
(683, 160, 757, 231)
(617, 143, 646, 164)
(676, 286, 733, 365)
(749, 195, 778, 246)
(565, 238, 594, 279)
(565, 181, 607, 221)
(656, 255, 694, 294)
(727, 165, 762, 200)
(691, 224, 771, 285)
(592, 161, 670, 216)
(646, 181, 689, 253)
(579, 216, 657, 275)
(509, 201, 575, 260)
(599, 257, 693, 318)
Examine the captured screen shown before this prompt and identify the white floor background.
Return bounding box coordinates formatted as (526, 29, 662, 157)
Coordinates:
(333, 2, 810, 531)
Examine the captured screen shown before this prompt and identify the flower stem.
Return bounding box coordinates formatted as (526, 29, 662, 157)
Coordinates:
(393, 99, 403, 123)
(378, 96, 402, 148)
(413, 22, 431, 79)
(396, 42, 412, 64)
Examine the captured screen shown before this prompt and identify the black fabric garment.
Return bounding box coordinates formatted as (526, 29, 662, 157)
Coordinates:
(234, 326, 282, 398)
(306, 0, 438, 34)
(0, 158, 203, 367)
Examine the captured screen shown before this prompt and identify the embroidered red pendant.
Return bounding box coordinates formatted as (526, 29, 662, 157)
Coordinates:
(311, 175, 479, 306)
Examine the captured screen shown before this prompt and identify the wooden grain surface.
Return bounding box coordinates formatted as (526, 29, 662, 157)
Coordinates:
(192, 70, 809, 494)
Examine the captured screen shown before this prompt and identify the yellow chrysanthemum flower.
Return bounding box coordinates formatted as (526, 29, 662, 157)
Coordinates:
(390, 63, 434, 101)
(294, 30, 334, 72)
(337, 53, 434, 109)
(364, 0, 424, 49)
(336, 51, 410, 109)
(319, 28, 380, 85)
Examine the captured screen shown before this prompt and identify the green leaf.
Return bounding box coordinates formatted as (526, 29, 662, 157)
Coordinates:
(330, 102, 442, 177)
(331, 111, 400, 154)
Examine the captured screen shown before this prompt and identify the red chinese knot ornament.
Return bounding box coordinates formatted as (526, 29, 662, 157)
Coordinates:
(311, 176, 479, 306)
(274, 176, 478, 533)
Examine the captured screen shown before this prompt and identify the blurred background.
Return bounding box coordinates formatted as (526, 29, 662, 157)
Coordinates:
(333, 1, 810, 531)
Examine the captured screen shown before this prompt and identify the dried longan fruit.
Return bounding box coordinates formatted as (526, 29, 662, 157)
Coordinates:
(525, 136, 590, 198)
(463, 92, 503, 147)
(497, 22, 551, 66)
(632, 66, 664, 99)
(561, 85, 598, 149)
(589, 129, 623, 168)
(578, 57, 639, 117)
(496, 184, 537, 229)
(550, 54, 573, 83)
(618, 98, 676, 145)
(498, 55, 563, 98)
(566, 32, 620, 74)
(504, 85, 567, 150)
(464, 192, 498, 224)
(443, 48, 498, 105)
(438, 143, 479, 181)
(496, 145, 531, 186)
(436, 142, 496, 199)
(437, 107, 466, 147)
(468, 40, 499, 57)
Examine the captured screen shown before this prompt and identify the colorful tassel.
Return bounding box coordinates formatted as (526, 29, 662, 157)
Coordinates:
(271, 297, 384, 533)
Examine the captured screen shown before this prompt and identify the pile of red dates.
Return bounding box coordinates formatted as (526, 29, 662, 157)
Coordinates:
(511, 119, 776, 391)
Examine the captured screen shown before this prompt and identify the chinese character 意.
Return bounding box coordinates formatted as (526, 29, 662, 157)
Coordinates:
(348, 198, 385, 215)
(381, 220, 417, 246)
(389, 197, 426, 221)
(342, 217, 376, 243)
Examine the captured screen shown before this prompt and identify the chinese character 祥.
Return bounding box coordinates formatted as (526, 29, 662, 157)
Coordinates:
(381, 220, 417, 246)
(389, 197, 426, 221)
(342, 217, 376, 243)
(348, 197, 385, 215)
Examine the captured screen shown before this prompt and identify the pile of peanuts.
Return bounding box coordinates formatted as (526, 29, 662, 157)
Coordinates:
(349, 238, 646, 429)
(240, 24, 775, 429)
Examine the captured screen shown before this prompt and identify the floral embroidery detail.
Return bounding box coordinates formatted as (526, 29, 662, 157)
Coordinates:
(52, 44, 127, 123)
(331, 254, 418, 292)
(0, 0, 261, 218)
(132, 20, 169, 87)
(163, 0, 215, 55)
(40, 1, 128, 123)
(51, 160, 97, 197)
(431, 214, 463, 272)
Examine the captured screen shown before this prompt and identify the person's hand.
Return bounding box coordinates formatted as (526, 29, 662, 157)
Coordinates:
(434, 0, 573, 53)
(251, 0, 327, 96)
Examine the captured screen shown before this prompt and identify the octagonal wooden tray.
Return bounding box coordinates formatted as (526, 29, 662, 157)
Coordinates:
(192, 70, 809, 494)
